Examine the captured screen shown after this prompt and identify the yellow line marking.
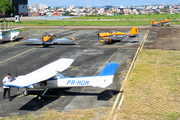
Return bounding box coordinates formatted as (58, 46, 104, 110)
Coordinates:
(17, 94, 24, 97)
(108, 30, 149, 119)
(17, 94, 65, 98)
(0, 30, 83, 65)
(0, 47, 37, 64)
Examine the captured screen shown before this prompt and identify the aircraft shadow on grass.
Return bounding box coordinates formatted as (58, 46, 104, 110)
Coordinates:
(18, 88, 119, 111)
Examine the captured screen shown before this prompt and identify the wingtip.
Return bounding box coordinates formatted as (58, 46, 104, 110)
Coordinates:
(70, 37, 75, 41)
(21, 37, 28, 41)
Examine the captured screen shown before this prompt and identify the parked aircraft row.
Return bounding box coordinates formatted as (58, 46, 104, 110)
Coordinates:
(1, 18, 175, 101)
(0, 19, 174, 45)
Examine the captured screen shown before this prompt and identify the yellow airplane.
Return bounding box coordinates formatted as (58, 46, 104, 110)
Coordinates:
(151, 19, 175, 26)
(97, 27, 138, 43)
(22, 33, 75, 47)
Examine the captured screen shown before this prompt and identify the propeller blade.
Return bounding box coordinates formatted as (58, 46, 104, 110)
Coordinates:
(20, 31, 22, 37)
(97, 33, 99, 41)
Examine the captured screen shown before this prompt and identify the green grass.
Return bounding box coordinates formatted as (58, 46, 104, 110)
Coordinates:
(0, 20, 178, 26)
(72, 13, 180, 20)
(0, 108, 110, 120)
(118, 49, 180, 119)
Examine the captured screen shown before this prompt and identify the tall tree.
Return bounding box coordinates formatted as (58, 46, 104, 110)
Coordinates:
(0, 0, 15, 15)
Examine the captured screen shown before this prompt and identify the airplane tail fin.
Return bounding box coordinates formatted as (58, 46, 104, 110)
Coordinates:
(152, 20, 155, 25)
(95, 62, 119, 88)
(98, 62, 118, 76)
(129, 27, 138, 36)
(69, 37, 75, 41)
(54, 10, 58, 15)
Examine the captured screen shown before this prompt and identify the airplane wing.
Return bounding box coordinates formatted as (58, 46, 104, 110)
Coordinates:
(0, 29, 11, 32)
(21, 38, 43, 44)
(165, 22, 175, 25)
(12, 27, 24, 31)
(52, 37, 75, 44)
(5, 58, 74, 88)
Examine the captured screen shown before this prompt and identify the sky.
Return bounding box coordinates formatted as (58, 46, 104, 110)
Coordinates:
(28, 0, 179, 7)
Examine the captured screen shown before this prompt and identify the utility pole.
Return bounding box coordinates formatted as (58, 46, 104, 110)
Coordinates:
(3, 10, 6, 30)
(10, 0, 12, 22)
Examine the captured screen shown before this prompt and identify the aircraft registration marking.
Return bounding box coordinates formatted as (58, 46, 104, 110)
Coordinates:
(117, 35, 124, 37)
(67, 80, 89, 86)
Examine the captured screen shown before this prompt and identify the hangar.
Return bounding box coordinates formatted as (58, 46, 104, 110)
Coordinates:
(12, 0, 28, 16)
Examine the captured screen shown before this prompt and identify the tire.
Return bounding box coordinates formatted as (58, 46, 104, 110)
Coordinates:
(22, 90, 28, 96)
(37, 95, 43, 101)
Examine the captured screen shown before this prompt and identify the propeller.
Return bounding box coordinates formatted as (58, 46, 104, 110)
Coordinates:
(20, 31, 22, 37)
(97, 33, 100, 41)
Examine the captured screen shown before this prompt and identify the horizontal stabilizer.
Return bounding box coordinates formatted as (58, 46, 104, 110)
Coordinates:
(53, 37, 75, 44)
(21, 38, 43, 44)
(12, 27, 24, 31)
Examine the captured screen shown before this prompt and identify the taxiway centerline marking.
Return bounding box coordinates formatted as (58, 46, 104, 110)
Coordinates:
(0, 47, 37, 64)
(0, 30, 83, 65)
(108, 30, 149, 119)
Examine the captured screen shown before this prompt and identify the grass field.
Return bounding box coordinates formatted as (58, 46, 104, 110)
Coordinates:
(0, 20, 179, 26)
(0, 108, 110, 120)
(72, 14, 180, 20)
(118, 49, 180, 119)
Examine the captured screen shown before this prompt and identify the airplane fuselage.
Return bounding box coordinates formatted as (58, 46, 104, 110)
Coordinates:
(0, 31, 20, 41)
(28, 75, 113, 89)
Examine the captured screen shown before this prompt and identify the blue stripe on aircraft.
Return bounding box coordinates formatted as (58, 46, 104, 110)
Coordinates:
(4, 84, 24, 88)
(98, 62, 119, 76)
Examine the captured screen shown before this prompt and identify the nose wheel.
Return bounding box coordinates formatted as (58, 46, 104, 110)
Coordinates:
(37, 88, 49, 101)
(22, 89, 28, 96)
(37, 95, 43, 101)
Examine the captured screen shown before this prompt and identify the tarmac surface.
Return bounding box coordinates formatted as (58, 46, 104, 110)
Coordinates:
(0, 26, 176, 117)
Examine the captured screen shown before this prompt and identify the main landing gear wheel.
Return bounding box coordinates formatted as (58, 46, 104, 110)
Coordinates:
(37, 95, 43, 101)
(22, 90, 28, 96)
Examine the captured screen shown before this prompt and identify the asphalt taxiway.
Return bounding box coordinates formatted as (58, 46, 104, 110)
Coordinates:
(0, 28, 154, 117)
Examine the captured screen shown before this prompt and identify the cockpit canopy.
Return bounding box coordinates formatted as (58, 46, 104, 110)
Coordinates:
(109, 30, 117, 33)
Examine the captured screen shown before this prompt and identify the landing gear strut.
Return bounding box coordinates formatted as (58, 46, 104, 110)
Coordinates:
(37, 88, 49, 101)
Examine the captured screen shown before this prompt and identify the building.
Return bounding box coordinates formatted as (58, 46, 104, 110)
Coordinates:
(12, 0, 28, 16)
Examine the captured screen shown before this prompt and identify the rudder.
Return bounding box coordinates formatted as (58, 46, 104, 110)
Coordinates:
(130, 27, 138, 35)
(152, 20, 155, 25)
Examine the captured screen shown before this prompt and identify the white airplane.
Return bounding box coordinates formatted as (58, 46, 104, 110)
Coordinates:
(5, 58, 119, 101)
(0, 27, 23, 42)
